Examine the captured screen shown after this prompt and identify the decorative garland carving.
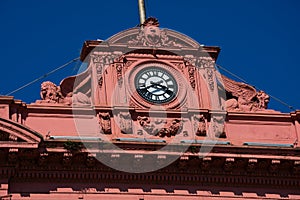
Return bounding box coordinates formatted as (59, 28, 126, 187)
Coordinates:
(137, 116, 183, 137)
(98, 112, 111, 134)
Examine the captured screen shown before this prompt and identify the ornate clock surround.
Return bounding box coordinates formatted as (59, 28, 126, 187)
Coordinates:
(126, 61, 187, 109)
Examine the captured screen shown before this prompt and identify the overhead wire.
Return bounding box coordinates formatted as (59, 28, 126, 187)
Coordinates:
(5, 57, 80, 96)
(215, 63, 295, 111)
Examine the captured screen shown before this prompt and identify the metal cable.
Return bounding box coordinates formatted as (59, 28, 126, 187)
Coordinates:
(5, 57, 80, 96)
(215, 63, 295, 111)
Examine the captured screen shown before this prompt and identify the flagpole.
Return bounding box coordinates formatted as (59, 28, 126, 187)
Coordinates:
(138, 0, 146, 25)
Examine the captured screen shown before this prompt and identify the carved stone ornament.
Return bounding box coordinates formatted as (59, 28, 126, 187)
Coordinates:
(137, 116, 183, 137)
(115, 63, 123, 86)
(118, 112, 132, 134)
(193, 114, 206, 136)
(222, 75, 270, 112)
(98, 112, 111, 134)
(188, 66, 196, 89)
(184, 56, 215, 69)
(206, 68, 215, 91)
(91, 52, 123, 87)
(128, 17, 182, 48)
(211, 115, 226, 138)
(39, 81, 62, 104)
(37, 81, 91, 106)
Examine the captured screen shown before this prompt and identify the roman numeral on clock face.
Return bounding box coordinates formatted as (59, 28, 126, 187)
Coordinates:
(135, 67, 178, 104)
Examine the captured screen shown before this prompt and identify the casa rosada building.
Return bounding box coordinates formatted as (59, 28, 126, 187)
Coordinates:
(0, 18, 300, 200)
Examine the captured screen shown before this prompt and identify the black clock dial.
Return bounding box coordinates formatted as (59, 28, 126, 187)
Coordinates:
(135, 67, 178, 104)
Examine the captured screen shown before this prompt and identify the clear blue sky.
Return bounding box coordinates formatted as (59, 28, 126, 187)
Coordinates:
(0, 0, 299, 113)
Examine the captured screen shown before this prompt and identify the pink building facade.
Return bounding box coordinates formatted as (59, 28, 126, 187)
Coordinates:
(0, 18, 300, 199)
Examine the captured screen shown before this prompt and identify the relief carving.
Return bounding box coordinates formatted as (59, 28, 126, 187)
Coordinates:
(188, 66, 196, 89)
(115, 63, 123, 86)
(206, 68, 215, 91)
(118, 112, 132, 134)
(128, 17, 182, 48)
(199, 58, 215, 69)
(137, 116, 182, 137)
(222, 75, 270, 112)
(92, 52, 123, 87)
(193, 114, 206, 136)
(98, 112, 111, 134)
(172, 62, 185, 72)
(211, 115, 226, 138)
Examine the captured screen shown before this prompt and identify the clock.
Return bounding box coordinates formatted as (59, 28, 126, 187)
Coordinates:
(135, 66, 178, 104)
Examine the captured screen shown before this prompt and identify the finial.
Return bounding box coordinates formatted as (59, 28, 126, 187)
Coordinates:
(138, 0, 146, 25)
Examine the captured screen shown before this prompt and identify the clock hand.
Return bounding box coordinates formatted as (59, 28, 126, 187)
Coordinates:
(143, 81, 165, 89)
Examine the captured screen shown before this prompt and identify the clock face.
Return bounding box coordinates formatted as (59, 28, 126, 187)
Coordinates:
(135, 67, 178, 104)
